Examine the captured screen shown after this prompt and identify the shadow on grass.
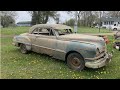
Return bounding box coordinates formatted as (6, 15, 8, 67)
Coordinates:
(11, 48, 66, 64)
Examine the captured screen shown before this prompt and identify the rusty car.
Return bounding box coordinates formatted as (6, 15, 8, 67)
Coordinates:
(13, 24, 112, 71)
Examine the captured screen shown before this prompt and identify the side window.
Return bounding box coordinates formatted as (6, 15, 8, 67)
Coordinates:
(34, 28, 55, 36)
(40, 28, 49, 35)
(32, 28, 40, 34)
(32, 27, 54, 36)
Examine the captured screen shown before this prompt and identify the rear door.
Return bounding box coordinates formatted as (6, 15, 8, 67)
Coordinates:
(29, 27, 57, 56)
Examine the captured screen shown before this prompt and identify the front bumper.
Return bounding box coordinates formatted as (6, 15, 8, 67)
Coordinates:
(85, 53, 112, 69)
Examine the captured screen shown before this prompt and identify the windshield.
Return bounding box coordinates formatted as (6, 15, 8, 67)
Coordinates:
(55, 29, 73, 36)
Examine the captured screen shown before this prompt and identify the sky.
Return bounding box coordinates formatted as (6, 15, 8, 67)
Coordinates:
(16, 11, 74, 23)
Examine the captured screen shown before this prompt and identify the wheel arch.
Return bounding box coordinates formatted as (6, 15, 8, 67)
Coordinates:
(65, 51, 84, 62)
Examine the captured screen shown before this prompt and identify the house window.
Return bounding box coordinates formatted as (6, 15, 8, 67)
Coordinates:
(111, 21, 114, 25)
(104, 22, 106, 25)
(106, 21, 108, 25)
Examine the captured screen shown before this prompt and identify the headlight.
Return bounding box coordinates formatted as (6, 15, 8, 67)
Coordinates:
(96, 48, 100, 57)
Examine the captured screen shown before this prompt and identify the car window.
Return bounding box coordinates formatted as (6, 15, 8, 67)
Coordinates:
(32, 27, 54, 36)
(54, 29, 73, 36)
(32, 28, 40, 34)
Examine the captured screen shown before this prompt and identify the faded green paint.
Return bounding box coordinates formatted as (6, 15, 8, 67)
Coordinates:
(66, 41, 96, 59)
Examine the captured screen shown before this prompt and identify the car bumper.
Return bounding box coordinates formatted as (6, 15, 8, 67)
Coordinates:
(85, 53, 112, 69)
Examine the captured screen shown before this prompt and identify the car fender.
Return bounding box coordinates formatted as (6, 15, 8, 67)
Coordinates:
(14, 35, 32, 51)
(66, 41, 96, 59)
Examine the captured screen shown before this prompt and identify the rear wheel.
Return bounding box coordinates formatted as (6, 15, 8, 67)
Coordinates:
(20, 44, 28, 54)
(67, 53, 85, 71)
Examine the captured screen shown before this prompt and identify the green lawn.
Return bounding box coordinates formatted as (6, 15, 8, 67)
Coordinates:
(1, 26, 120, 79)
(77, 27, 112, 33)
(1, 26, 30, 35)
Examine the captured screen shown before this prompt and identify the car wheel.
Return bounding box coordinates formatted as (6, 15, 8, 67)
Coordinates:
(67, 53, 85, 71)
(113, 28, 117, 31)
(20, 44, 28, 54)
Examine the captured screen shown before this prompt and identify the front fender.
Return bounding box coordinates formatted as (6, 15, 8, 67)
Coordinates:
(66, 41, 96, 59)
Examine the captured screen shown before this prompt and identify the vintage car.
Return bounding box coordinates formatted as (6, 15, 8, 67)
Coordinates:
(13, 24, 112, 71)
(113, 31, 120, 50)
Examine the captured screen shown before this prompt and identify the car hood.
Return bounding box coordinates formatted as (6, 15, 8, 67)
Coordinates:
(58, 34, 106, 51)
(59, 34, 104, 42)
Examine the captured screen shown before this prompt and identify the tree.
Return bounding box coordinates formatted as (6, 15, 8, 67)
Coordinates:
(28, 11, 59, 25)
(107, 11, 120, 18)
(0, 11, 17, 28)
(65, 18, 75, 26)
(1, 15, 15, 28)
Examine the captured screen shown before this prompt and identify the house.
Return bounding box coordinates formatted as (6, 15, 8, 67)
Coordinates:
(16, 21, 31, 26)
(101, 17, 120, 29)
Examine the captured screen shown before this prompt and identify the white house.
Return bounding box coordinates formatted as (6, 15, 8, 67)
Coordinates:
(101, 17, 120, 29)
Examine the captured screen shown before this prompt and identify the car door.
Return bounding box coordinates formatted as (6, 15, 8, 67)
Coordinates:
(29, 27, 57, 56)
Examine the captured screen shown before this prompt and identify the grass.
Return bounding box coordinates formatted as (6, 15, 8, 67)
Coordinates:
(1, 26, 30, 35)
(1, 26, 120, 79)
(77, 27, 112, 33)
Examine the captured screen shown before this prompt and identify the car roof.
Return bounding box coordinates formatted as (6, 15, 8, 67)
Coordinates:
(29, 24, 73, 33)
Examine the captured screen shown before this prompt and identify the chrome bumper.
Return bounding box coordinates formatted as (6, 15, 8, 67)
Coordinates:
(85, 53, 112, 69)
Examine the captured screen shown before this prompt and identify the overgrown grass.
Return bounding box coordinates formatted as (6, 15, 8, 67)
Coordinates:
(1, 26, 120, 79)
(1, 26, 30, 35)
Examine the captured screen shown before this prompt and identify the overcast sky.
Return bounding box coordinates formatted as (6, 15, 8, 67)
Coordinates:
(16, 11, 74, 23)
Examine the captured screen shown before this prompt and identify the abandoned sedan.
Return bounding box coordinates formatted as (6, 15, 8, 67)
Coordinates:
(13, 24, 112, 71)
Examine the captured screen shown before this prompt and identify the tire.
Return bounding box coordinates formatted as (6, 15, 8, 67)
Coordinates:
(20, 44, 28, 54)
(67, 53, 85, 71)
(113, 28, 117, 31)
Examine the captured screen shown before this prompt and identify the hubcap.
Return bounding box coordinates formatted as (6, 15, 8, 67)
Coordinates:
(71, 57, 81, 67)
(21, 45, 26, 53)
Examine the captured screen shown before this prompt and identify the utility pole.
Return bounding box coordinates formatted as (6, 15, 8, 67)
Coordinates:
(74, 11, 78, 33)
(99, 11, 101, 33)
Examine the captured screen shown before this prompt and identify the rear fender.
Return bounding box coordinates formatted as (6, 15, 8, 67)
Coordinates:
(16, 36, 32, 51)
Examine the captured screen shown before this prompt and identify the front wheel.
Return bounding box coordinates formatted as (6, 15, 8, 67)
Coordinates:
(67, 53, 85, 71)
(20, 44, 28, 54)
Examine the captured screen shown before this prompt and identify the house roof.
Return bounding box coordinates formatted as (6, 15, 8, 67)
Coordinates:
(17, 21, 31, 24)
(101, 17, 120, 22)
